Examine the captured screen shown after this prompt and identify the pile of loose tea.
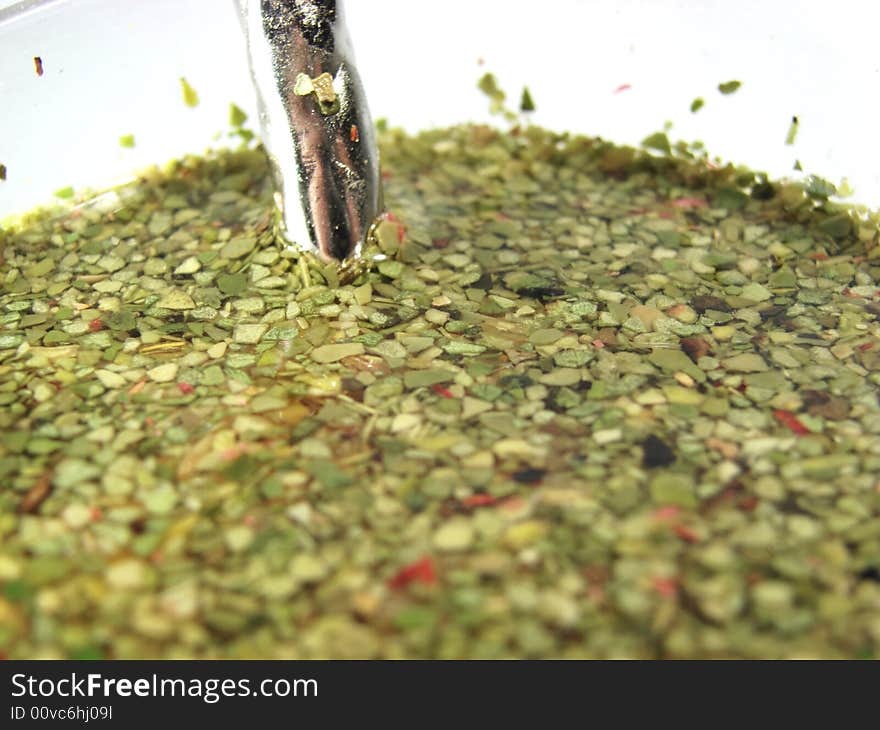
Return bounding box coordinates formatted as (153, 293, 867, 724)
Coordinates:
(1, 124, 879, 659)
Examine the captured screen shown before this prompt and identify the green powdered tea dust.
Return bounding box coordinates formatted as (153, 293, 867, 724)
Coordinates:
(0, 121, 879, 660)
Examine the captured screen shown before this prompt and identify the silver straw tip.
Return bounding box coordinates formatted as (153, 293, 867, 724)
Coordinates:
(236, 0, 383, 261)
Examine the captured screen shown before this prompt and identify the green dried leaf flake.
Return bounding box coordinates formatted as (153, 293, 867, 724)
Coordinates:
(403, 369, 455, 389)
(217, 272, 248, 296)
(477, 72, 504, 101)
(641, 131, 671, 155)
(179, 77, 200, 107)
(714, 188, 749, 210)
(229, 103, 248, 128)
(441, 341, 487, 356)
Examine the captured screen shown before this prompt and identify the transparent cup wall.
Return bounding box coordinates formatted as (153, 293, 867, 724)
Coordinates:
(1, 0, 879, 219)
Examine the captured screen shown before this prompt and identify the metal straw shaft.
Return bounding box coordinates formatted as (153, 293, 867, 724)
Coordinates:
(235, 0, 382, 261)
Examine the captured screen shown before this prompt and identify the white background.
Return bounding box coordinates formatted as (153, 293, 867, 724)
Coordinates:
(1, 0, 879, 218)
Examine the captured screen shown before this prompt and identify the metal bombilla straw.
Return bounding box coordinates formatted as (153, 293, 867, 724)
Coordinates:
(234, 0, 383, 262)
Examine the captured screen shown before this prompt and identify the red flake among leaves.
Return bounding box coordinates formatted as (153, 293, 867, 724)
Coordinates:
(221, 445, 250, 462)
(651, 505, 681, 523)
(382, 211, 406, 244)
(613, 83, 632, 94)
(128, 379, 147, 395)
(592, 339, 605, 349)
(498, 496, 526, 514)
(858, 342, 874, 352)
(88, 318, 103, 332)
(462, 494, 497, 508)
(671, 197, 708, 209)
(738, 495, 759, 513)
(89, 507, 103, 522)
(177, 382, 195, 395)
(432, 237, 450, 249)
(350, 124, 359, 143)
(658, 211, 674, 219)
(809, 252, 829, 261)
(672, 524, 700, 543)
(431, 383, 454, 399)
(773, 409, 810, 435)
(652, 576, 678, 598)
(388, 557, 437, 589)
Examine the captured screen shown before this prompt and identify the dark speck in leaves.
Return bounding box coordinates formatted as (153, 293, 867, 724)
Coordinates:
(471, 272, 493, 291)
(680, 337, 711, 363)
(517, 285, 565, 302)
(642, 435, 676, 468)
(857, 567, 880, 583)
(751, 182, 776, 200)
(691, 295, 731, 314)
(499, 374, 534, 389)
(512, 468, 547, 485)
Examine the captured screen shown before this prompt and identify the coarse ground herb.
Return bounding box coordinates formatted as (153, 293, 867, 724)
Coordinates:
(1, 121, 879, 659)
